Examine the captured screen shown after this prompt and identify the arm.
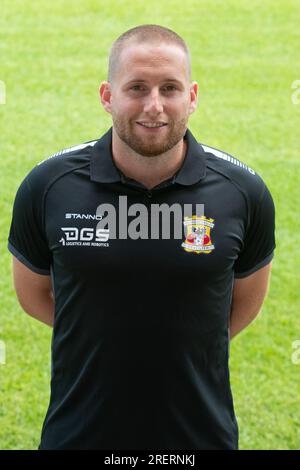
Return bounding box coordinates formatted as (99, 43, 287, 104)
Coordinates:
(229, 262, 273, 340)
(12, 256, 54, 328)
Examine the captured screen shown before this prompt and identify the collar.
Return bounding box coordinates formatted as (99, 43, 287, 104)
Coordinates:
(90, 126, 206, 186)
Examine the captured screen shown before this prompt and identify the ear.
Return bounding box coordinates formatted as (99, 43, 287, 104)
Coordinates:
(99, 81, 113, 114)
(189, 81, 198, 115)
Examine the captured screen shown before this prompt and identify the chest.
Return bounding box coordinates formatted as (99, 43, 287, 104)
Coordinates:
(44, 178, 247, 282)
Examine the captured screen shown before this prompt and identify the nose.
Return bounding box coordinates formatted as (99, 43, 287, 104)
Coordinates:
(143, 87, 163, 114)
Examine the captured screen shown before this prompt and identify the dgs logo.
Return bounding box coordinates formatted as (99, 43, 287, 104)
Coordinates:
(60, 227, 109, 242)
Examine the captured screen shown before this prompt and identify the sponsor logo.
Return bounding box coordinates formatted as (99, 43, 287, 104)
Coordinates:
(65, 213, 103, 220)
(59, 227, 109, 247)
(181, 215, 215, 254)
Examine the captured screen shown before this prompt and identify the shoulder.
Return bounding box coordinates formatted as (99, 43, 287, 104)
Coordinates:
(22, 138, 98, 196)
(200, 142, 271, 205)
(37, 138, 98, 167)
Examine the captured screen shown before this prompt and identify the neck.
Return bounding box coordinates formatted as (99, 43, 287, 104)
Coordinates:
(111, 128, 187, 190)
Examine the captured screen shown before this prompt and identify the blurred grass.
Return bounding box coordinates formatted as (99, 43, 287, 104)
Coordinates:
(0, 0, 300, 450)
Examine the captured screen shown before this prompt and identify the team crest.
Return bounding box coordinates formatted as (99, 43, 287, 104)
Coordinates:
(181, 215, 215, 254)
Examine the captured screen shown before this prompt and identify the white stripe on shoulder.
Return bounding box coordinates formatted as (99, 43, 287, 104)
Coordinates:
(201, 144, 255, 175)
(37, 140, 98, 166)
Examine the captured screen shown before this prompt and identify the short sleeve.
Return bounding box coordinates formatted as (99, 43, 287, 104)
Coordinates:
(234, 183, 276, 278)
(7, 176, 51, 275)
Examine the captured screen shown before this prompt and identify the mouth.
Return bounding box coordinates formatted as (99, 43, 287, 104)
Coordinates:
(136, 122, 168, 132)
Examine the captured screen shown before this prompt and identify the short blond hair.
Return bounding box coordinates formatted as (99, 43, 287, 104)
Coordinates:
(108, 24, 191, 84)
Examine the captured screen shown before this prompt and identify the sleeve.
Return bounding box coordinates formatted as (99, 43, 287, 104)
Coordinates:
(234, 182, 276, 278)
(7, 176, 52, 275)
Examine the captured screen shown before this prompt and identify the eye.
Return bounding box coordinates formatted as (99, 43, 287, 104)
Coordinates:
(163, 85, 177, 92)
(130, 85, 145, 91)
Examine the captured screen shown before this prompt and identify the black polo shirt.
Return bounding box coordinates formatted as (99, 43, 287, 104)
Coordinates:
(8, 127, 276, 450)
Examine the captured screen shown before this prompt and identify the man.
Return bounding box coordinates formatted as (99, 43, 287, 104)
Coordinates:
(8, 24, 276, 450)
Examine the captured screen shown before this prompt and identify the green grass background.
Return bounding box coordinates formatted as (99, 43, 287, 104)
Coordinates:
(1, 0, 300, 450)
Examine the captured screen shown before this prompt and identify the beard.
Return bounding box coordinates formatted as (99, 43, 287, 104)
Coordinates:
(111, 112, 188, 157)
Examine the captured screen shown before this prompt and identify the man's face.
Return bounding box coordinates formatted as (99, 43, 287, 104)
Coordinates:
(100, 42, 198, 157)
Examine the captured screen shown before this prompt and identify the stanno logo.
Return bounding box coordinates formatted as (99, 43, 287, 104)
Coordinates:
(65, 213, 103, 220)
